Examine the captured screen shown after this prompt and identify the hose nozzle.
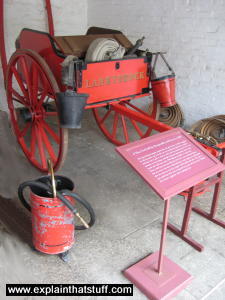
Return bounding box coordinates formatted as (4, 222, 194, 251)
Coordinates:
(75, 212, 90, 229)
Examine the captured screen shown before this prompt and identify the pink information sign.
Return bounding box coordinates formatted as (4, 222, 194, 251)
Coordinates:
(117, 128, 225, 200)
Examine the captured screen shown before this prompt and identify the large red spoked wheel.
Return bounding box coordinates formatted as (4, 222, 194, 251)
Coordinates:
(6, 49, 68, 172)
(93, 98, 160, 146)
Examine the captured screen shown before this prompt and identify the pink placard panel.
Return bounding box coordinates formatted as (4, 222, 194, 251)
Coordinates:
(117, 128, 225, 200)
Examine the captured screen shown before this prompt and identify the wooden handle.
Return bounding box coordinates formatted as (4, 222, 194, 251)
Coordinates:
(47, 158, 56, 198)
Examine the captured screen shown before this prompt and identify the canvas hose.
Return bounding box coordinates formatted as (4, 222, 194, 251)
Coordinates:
(189, 115, 225, 144)
(18, 181, 95, 230)
(149, 103, 184, 127)
(85, 38, 125, 62)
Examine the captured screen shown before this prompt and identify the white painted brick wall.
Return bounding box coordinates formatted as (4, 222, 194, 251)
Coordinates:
(0, 0, 87, 111)
(2, 1, 225, 127)
(88, 0, 225, 127)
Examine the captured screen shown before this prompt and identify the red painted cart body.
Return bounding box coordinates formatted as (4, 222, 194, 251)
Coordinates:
(17, 28, 151, 108)
(0, 0, 219, 173)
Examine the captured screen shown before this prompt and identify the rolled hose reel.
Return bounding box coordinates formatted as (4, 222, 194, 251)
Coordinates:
(190, 115, 225, 144)
(182, 115, 225, 199)
(85, 38, 126, 62)
(149, 103, 184, 128)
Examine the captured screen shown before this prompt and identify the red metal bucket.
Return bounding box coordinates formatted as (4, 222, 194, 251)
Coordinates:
(151, 75, 176, 108)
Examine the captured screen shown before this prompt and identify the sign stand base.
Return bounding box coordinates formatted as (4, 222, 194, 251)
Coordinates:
(124, 251, 192, 300)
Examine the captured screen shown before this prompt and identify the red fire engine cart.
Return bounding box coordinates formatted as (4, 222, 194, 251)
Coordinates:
(1, 0, 225, 258)
(0, 0, 212, 173)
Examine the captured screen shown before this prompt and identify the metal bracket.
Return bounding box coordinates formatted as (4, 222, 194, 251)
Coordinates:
(74, 60, 84, 89)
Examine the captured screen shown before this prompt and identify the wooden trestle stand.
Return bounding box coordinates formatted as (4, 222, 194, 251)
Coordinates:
(117, 128, 225, 299)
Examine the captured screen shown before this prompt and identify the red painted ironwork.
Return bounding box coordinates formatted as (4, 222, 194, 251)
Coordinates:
(192, 148, 225, 229)
(167, 148, 225, 251)
(157, 198, 170, 273)
(118, 128, 225, 299)
(6, 49, 68, 172)
(124, 250, 192, 300)
(93, 99, 162, 145)
(45, 0, 54, 36)
(167, 186, 204, 252)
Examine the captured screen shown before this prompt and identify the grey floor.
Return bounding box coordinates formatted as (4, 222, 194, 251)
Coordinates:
(0, 110, 225, 300)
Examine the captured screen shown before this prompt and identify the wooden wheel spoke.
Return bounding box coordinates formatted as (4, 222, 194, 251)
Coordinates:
(44, 111, 57, 117)
(11, 66, 29, 100)
(121, 115, 129, 143)
(40, 126, 57, 162)
(93, 99, 160, 146)
(125, 101, 151, 118)
(19, 56, 32, 99)
(30, 125, 37, 158)
(11, 89, 26, 105)
(41, 119, 60, 144)
(18, 122, 31, 139)
(112, 112, 119, 138)
(35, 123, 47, 168)
(130, 119, 144, 137)
(7, 50, 68, 171)
(100, 109, 112, 124)
(31, 63, 39, 106)
(37, 75, 49, 109)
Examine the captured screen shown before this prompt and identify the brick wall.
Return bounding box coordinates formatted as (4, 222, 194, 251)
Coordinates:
(87, 0, 225, 127)
(0, 0, 87, 111)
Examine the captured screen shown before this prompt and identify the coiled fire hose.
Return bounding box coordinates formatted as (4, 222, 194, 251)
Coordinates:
(85, 38, 125, 62)
(18, 159, 95, 230)
(149, 103, 184, 127)
(190, 115, 225, 144)
(18, 181, 95, 230)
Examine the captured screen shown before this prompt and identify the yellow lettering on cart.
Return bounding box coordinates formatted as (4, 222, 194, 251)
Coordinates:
(92, 80, 99, 87)
(84, 72, 146, 88)
(85, 80, 92, 88)
(139, 72, 144, 79)
(98, 78, 104, 86)
(112, 76, 117, 84)
(105, 77, 111, 85)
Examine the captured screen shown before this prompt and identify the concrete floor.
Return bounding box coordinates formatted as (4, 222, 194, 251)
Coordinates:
(0, 110, 225, 300)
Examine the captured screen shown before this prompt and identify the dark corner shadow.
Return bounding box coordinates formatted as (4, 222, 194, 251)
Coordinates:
(0, 195, 32, 246)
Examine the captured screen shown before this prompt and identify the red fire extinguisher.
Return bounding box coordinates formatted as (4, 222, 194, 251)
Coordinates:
(18, 160, 95, 260)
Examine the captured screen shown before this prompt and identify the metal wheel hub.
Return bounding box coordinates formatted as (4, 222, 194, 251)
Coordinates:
(19, 107, 32, 122)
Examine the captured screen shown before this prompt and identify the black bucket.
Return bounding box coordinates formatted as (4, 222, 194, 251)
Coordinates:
(56, 90, 89, 129)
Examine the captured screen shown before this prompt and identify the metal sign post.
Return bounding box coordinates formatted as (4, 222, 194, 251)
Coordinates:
(117, 128, 225, 299)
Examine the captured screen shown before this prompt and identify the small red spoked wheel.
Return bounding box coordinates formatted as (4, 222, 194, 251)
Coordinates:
(93, 98, 160, 146)
(6, 49, 68, 172)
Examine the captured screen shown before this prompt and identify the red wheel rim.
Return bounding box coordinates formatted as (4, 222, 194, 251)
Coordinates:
(6, 49, 68, 172)
(93, 98, 160, 146)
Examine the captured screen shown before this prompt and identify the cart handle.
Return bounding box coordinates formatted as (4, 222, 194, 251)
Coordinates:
(0, 0, 55, 85)
(45, 0, 55, 36)
(0, 0, 8, 81)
